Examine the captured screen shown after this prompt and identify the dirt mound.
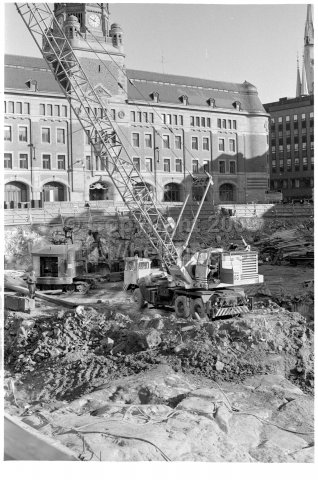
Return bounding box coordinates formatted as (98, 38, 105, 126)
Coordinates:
(4, 300, 314, 407)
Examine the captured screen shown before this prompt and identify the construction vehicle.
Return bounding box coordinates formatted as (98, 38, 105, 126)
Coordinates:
(17, 3, 264, 319)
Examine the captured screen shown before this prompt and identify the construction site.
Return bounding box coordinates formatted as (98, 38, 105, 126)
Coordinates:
(3, 3, 315, 464)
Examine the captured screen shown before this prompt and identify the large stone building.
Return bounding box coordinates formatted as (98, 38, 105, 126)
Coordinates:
(4, 3, 269, 208)
(264, 4, 314, 202)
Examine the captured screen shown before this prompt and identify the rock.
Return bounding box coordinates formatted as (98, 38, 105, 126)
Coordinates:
(176, 397, 216, 421)
(147, 317, 165, 330)
(215, 361, 224, 372)
(214, 404, 232, 433)
(243, 375, 304, 399)
(190, 388, 227, 403)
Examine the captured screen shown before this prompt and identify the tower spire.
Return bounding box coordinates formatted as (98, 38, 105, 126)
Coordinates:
(301, 55, 309, 95)
(296, 54, 302, 97)
(304, 4, 314, 45)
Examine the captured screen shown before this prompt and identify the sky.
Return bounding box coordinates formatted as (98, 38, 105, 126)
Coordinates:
(3, 2, 311, 104)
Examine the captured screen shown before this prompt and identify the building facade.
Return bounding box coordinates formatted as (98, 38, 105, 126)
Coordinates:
(264, 5, 314, 202)
(4, 3, 270, 207)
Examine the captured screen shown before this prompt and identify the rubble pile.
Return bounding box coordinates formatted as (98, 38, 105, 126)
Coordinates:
(4, 301, 314, 405)
(255, 222, 314, 265)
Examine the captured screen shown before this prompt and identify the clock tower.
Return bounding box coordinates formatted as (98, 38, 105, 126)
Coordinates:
(53, 3, 126, 102)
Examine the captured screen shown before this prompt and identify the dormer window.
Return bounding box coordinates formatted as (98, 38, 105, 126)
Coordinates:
(25, 79, 38, 92)
(208, 98, 216, 108)
(151, 92, 159, 103)
(233, 101, 241, 111)
(179, 95, 188, 106)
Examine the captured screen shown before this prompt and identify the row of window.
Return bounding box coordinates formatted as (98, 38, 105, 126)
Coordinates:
(272, 177, 314, 189)
(4, 153, 66, 170)
(4, 125, 67, 144)
(4, 101, 30, 115)
(271, 112, 314, 124)
(272, 156, 313, 173)
(271, 128, 314, 138)
(190, 116, 211, 128)
(130, 132, 236, 153)
(217, 118, 238, 130)
(272, 142, 314, 152)
(130, 110, 155, 124)
(129, 111, 239, 130)
(39, 103, 68, 117)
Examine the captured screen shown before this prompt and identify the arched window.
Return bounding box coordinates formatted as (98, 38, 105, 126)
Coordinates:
(134, 183, 153, 201)
(42, 182, 66, 202)
(5, 181, 29, 205)
(219, 183, 235, 202)
(164, 183, 180, 202)
(89, 181, 112, 201)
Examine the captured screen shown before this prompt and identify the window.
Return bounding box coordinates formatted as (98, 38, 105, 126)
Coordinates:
(143, 112, 148, 123)
(18, 126, 28, 142)
(4, 126, 11, 141)
(54, 105, 60, 116)
(149, 113, 154, 123)
(229, 161, 236, 173)
(8, 101, 14, 113)
(161, 114, 166, 124)
(279, 159, 284, 172)
(173, 115, 178, 125)
(287, 158, 291, 172)
(192, 137, 198, 150)
(86, 155, 91, 170)
(272, 159, 276, 173)
(41, 127, 50, 143)
(179, 115, 183, 126)
(162, 135, 170, 148)
(207, 118, 211, 128)
(222, 119, 226, 129)
(62, 105, 67, 117)
(40, 104, 45, 115)
(166, 114, 171, 125)
(175, 135, 182, 149)
(310, 112, 314, 118)
(4, 153, 12, 169)
(132, 133, 140, 147)
(217, 119, 221, 128)
(233, 120, 237, 129)
(56, 128, 65, 144)
(192, 159, 199, 173)
(228, 120, 232, 129)
(201, 117, 206, 127)
(310, 177, 314, 187)
(302, 142, 307, 151)
(145, 133, 152, 148)
(301, 113, 306, 120)
(42, 154, 51, 169)
(229, 139, 236, 152)
(145, 158, 153, 172)
(163, 158, 170, 172)
(282, 180, 288, 189)
(293, 114, 298, 121)
(203, 137, 210, 151)
(47, 104, 53, 116)
(271, 145, 276, 153)
(16, 102, 22, 114)
(286, 115, 290, 122)
(294, 179, 300, 188)
(196, 117, 200, 127)
(85, 130, 90, 145)
(294, 157, 300, 171)
(310, 141, 314, 151)
(218, 138, 225, 151)
(190, 116, 194, 126)
(19, 153, 28, 169)
(133, 157, 140, 171)
(130, 111, 136, 122)
(175, 158, 183, 172)
(303, 157, 308, 171)
(278, 117, 282, 123)
(203, 160, 209, 172)
(219, 161, 225, 173)
(22, 102, 29, 114)
(294, 143, 299, 151)
(57, 154, 66, 170)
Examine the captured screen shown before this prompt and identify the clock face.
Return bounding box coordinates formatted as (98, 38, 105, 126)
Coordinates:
(88, 13, 100, 28)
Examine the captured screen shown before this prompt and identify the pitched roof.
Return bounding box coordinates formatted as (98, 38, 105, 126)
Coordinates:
(5, 54, 266, 113)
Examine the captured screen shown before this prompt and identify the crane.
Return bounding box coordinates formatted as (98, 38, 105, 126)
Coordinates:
(16, 3, 263, 320)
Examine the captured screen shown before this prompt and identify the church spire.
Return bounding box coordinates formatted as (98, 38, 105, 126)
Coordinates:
(301, 56, 309, 95)
(296, 54, 302, 97)
(304, 4, 314, 45)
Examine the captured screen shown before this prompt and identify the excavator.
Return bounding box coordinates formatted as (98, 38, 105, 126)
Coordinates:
(16, 3, 263, 320)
